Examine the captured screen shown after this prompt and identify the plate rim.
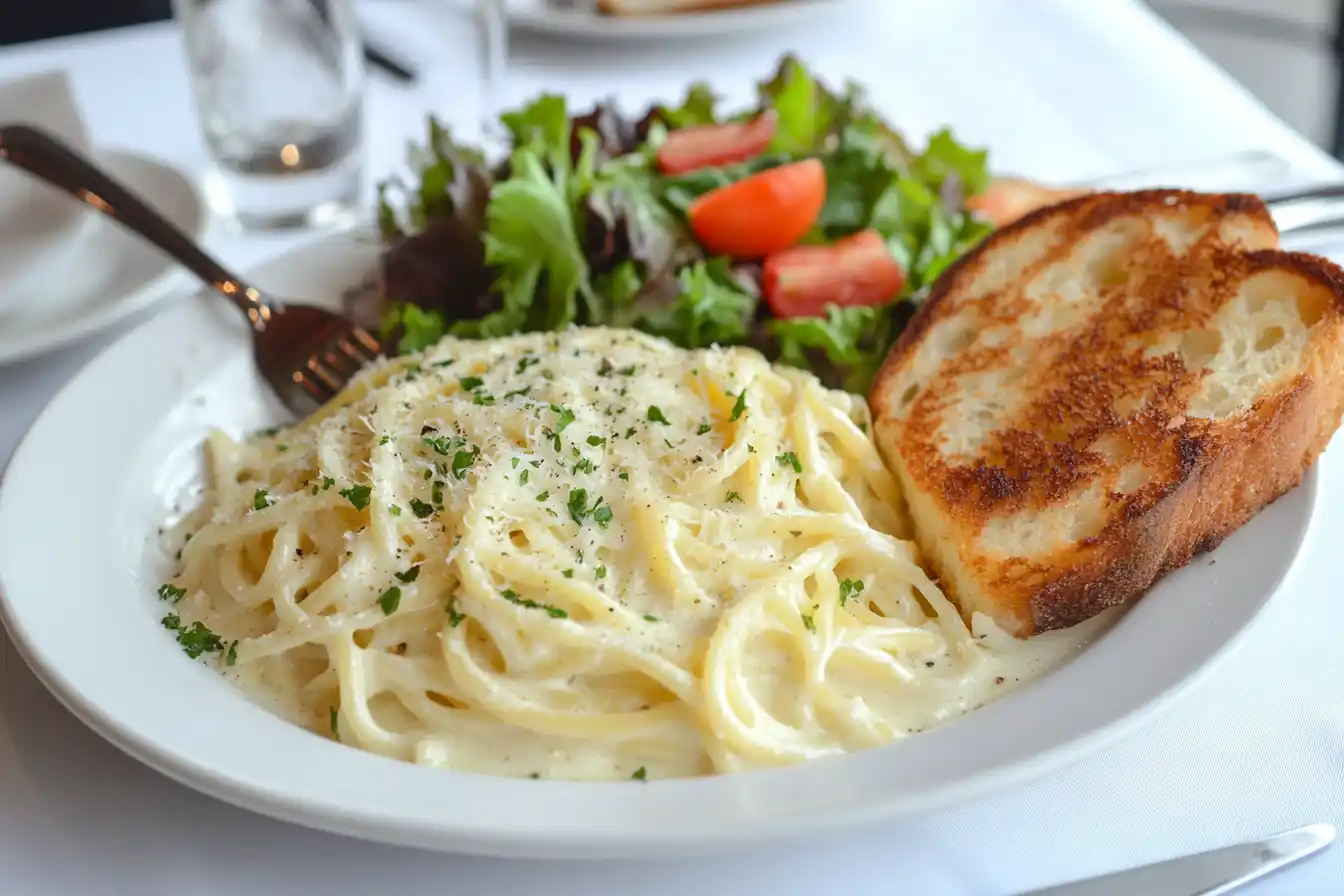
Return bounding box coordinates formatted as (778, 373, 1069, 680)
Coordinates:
(0, 146, 207, 366)
(0, 229, 1321, 857)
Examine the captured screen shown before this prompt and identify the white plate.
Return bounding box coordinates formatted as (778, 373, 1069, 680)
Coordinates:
(0, 230, 1317, 859)
(0, 148, 207, 366)
(508, 0, 844, 40)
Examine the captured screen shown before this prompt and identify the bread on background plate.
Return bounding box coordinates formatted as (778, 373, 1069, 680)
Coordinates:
(871, 189, 1344, 637)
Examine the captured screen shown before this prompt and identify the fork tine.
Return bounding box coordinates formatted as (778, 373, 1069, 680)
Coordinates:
(290, 368, 335, 406)
(305, 357, 345, 394)
(322, 346, 361, 378)
(351, 327, 382, 357)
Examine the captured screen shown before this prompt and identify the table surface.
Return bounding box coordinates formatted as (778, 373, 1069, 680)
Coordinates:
(3, 2, 1344, 893)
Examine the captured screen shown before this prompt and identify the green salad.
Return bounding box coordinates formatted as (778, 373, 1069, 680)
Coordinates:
(370, 55, 994, 393)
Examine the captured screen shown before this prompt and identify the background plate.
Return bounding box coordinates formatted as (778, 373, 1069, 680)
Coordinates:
(508, 0, 846, 40)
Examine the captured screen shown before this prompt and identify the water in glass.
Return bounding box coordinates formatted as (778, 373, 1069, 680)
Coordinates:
(173, 0, 366, 231)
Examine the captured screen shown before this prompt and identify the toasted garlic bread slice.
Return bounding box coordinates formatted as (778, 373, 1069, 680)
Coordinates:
(871, 190, 1344, 636)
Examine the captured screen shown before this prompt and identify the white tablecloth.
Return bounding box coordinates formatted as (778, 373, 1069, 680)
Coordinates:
(2, 2, 1343, 893)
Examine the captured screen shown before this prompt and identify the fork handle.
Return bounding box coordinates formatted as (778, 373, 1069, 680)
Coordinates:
(0, 123, 277, 330)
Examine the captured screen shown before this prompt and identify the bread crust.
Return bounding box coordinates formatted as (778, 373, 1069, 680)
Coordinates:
(871, 190, 1344, 636)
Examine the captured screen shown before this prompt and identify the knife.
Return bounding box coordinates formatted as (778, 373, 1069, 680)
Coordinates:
(1017, 823, 1335, 896)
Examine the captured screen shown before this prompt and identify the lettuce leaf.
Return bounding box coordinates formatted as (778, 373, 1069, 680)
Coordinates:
(378, 116, 491, 241)
(756, 55, 843, 153)
(639, 258, 758, 348)
(461, 95, 604, 336)
(384, 303, 447, 355)
(661, 82, 719, 130)
(911, 127, 990, 197)
(501, 94, 572, 170)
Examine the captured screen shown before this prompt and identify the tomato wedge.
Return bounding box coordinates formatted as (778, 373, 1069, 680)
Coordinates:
(656, 110, 778, 175)
(763, 229, 905, 318)
(687, 158, 826, 258)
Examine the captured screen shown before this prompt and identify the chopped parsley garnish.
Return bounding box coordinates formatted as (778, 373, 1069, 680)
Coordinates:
(552, 405, 576, 433)
(340, 484, 373, 510)
(379, 435, 392, 446)
(801, 612, 816, 633)
(388, 504, 402, 516)
(500, 588, 568, 618)
(458, 375, 484, 391)
(596, 565, 607, 580)
(519, 469, 530, 485)
(618, 471, 630, 481)
(617, 365, 637, 376)
(395, 566, 421, 583)
(157, 583, 186, 603)
(252, 488, 272, 511)
(777, 452, 803, 473)
(423, 435, 456, 455)
(562, 569, 574, 578)
(568, 489, 611, 527)
(451, 447, 479, 479)
(647, 406, 670, 425)
(624, 426, 637, 439)
(574, 458, 596, 475)
(224, 641, 238, 667)
(378, 586, 402, 615)
(632, 766, 648, 781)
(511, 457, 520, 469)
(161, 613, 224, 659)
(409, 498, 435, 519)
(536, 490, 550, 501)
(643, 613, 659, 622)
(472, 392, 496, 406)
(587, 435, 606, 447)
(516, 355, 539, 374)
(725, 491, 743, 503)
(838, 579, 865, 607)
(567, 488, 591, 524)
(730, 390, 748, 422)
(447, 598, 466, 627)
(696, 422, 712, 435)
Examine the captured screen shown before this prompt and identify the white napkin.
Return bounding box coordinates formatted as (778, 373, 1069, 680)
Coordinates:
(0, 70, 93, 310)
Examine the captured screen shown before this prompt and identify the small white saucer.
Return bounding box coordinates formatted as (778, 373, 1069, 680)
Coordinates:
(0, 148, 207, 366)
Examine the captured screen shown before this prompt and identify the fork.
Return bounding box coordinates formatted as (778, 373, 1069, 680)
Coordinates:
(0, 124, 383, 417)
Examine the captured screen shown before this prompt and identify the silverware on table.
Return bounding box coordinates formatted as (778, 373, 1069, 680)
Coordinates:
(363, 40, 418, 84)
(1017, 822, 1335, 896)
(0, 124, 382, 416)
(1080, 149, 1291, 191)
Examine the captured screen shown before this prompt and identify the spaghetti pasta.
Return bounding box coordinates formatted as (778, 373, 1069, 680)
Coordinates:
(162, 328, 1097, 780)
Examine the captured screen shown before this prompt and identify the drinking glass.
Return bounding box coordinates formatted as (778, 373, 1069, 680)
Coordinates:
(172, 0, 366, 232)
(476, 0, 508, 145)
